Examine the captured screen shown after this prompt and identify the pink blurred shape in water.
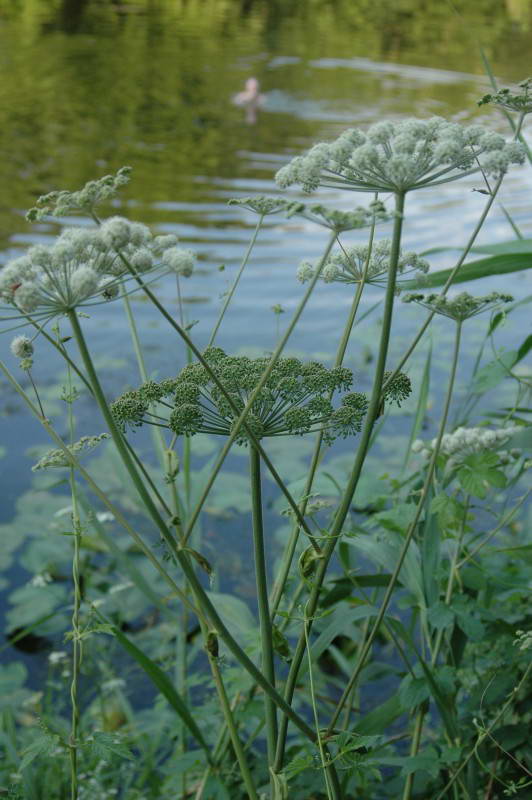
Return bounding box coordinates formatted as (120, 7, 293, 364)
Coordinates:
(232, 77, 265, 124)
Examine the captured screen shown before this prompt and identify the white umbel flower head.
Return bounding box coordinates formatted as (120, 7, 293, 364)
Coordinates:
(161, 247, 195, 277)
(414, 425, 522, 466)
(0, 216, 197, 320)
(10, 335, 34, 358)
(301, 239, 430, 289)
(275, 117, 525, 194)
(296, 261, 316, 283)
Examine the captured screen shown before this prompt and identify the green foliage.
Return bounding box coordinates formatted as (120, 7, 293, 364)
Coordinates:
(0, 62, 531, 800)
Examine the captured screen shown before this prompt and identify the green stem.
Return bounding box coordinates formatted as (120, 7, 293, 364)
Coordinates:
(304, 615, 334, 800)
(64, 312, 320, 745)
(383, 113, 525, 396)
(206, 648, 260, 800)
(402, 493, 469, 800)
(208, 215, 264, 347)
(434, 662, 532, 800)
(273, 191, 406, 774)
(0, 358, 203, 621)
(269, 247, 371, 617)
(331, 321, 462, 736)
(121, 286, 168, 468)
(168, 461, 256, 800)
(64, 353, 81, 800)
(269, 200, 379, 618)
(249, 444, 278, 772)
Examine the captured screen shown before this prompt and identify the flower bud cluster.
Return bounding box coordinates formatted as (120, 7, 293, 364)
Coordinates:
(0, 218, 195, 317)
(478, 77, 532, 114)
(31, 433, 110, 470)
(228, 196, 289, 216)
(26, 167, 132, 221)
(412, 425, 522, 466)
(111, 348, 370, 445)
(402, 291, 513, 321)
(228, 195, 389, 233)
(293, 201, 389, 232)
(275, 118, 525, 194)
(297, 239, 429, 288)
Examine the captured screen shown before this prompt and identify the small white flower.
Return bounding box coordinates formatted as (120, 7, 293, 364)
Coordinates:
(296, 261, 315, 283)
(70, 266, 100, 301)
(130, 247, 154, 272)
(14, 282, 41, 312)
(10, 335, 34, 358)
(161, 247, 195, 276)
(48, 650, 68, 665)
(100, 217, 132, 249)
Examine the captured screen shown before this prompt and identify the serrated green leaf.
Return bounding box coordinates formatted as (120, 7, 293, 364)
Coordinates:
(457, 467, 488, 498)
(399, 675, 429, 709)
(400, 747, 440, 778)
(85, 732, 134, 761)
(20, 733, 61, 771)
(428, 602, 455, 631)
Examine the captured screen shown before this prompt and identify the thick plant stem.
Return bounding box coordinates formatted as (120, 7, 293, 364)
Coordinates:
(330, 322, 462, 749)
(69, 478, 81, 800)
(168, 470, 257, 800)
(121, 287, 169, 467)
(207, 648, 260, 800)
(269, 199, 379, 617)
(0, 359, 202, 620)
(63, 351, 81, 800)
(383, 112, 526, 396)
(208, 214, 264, 347)
(65, 312, 320, 745)
(269, 255, 371, 617)
(273, 191, 406, 775)
(249, 444, 278, 772)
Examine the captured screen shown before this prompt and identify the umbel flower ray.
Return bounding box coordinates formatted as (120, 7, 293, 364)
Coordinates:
(109, 348, 402, 446)
(228, 195, 391, 232)
(402, 291, 513, 322)
(297, 239, 430, 289)
(275, 117, 525, 194)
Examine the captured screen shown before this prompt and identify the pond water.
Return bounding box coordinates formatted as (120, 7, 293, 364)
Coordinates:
(0, 0, 531, 676)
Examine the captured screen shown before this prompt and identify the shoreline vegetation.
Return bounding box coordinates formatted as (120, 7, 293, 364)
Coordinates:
(0, 73, 531, 799)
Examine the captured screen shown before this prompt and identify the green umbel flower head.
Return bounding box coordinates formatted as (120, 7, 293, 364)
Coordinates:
(275, 118, 525, 194)
(402, 291, 513, 322)
(478, 78, 532, 114)
(26, 167, 133, 221)
(298, 239, 429, 289)
(111, 349, 373, 446)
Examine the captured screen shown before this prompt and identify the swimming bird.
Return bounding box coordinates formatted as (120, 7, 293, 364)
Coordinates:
(232, 77, 265, 124)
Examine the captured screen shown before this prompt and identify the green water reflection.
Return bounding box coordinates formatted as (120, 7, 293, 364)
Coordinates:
(0, 0, 531, 247)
